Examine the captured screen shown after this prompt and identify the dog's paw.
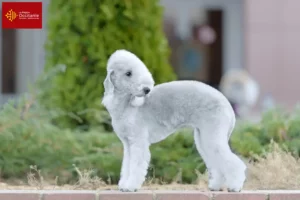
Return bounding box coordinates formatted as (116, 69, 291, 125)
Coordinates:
(207, 171, 224, 192)
(119, 188, 138, 192)
(225, 182, 243, 192)
(209, 187, 223, 192)
(118, 179, 141, 192)
(208, 180, 222, 191)
(227, 187, 242, 192)
(119, 184, 138, 192)
(118, 179, 126, 190)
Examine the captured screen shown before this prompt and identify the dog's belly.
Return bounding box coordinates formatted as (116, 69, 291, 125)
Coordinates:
(146, 118, 187, 144)
(148, 126, 175, 144)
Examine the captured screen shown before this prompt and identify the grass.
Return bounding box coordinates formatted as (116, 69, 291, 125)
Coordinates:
(0, 140, 299, 190)
(245, 141, 300, 190)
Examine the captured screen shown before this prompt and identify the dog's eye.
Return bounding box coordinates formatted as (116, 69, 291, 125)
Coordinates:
(125, 71, 132, 77)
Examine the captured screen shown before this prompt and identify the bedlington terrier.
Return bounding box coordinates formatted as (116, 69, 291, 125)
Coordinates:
(102, 49, 247, 192)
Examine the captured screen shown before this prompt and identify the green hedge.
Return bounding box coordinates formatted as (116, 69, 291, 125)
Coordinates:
(0, 95, 201, 184)
(1, 92, 300, 184)
(40, 0, 176, 128)
(231, 107, 300, 157)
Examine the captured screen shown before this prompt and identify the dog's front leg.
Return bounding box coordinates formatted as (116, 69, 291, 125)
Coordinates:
(118, 138, 130, 190)
(119, 138, 150, 192)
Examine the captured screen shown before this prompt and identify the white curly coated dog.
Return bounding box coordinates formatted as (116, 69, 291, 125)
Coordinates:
(102, 49, 247, 192)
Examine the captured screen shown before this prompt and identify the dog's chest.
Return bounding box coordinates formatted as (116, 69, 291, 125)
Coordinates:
(111, 109, 141, 138)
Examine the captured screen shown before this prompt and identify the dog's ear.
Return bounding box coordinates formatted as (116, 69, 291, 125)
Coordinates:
(103, 70, 115, 96)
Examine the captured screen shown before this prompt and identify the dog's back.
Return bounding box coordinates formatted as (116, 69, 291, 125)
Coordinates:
(146, 80, 232, 113)
(141, 80, 235, 143)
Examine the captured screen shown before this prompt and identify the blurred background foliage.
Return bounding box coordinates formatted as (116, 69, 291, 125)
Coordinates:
(39, 0, 176, 129)
(1, 85, 300, 184)
(231, 107, 300, 158)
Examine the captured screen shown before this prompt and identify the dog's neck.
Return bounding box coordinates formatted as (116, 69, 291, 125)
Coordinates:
(102, 91, 133, 118)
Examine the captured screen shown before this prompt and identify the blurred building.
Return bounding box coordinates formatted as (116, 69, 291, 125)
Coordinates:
(161, 0, 300, 111)
(0, 0, 300, 111)
(0, 0, 49, 104)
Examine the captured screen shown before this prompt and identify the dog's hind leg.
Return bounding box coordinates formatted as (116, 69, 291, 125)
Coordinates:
(199, 123, 246, 192)
(194, 128, 224, 191)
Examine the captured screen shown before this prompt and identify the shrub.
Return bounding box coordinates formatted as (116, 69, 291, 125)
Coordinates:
(150, 129, 206, 183)
(0, 68, 200, 184)
(245, 140, 300, 190)
(40, 0, 176, 128)
(2, 72, 300, 185)
(231, 106, 300, 158)
(0, 93, 203, 184)
(0, 93, 120, 183)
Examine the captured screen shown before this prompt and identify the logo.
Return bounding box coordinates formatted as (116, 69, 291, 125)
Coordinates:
(2, 2, 42, 29)
(5, 9, 18, 22)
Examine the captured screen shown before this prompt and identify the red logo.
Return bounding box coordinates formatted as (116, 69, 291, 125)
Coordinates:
(2, 2, 42, 29)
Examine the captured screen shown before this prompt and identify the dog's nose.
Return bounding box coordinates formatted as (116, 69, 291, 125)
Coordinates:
(143, 87, 150, 94)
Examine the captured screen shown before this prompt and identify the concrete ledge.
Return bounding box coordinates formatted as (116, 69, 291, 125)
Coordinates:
(0, 190, 299, 200)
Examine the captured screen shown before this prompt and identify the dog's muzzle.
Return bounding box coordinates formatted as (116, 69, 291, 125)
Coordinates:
(143, 87, 150, 95)
(134, 84, 152, 97)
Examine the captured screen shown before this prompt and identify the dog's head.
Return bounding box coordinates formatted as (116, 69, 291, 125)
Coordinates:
(102, 49, 155, 107)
